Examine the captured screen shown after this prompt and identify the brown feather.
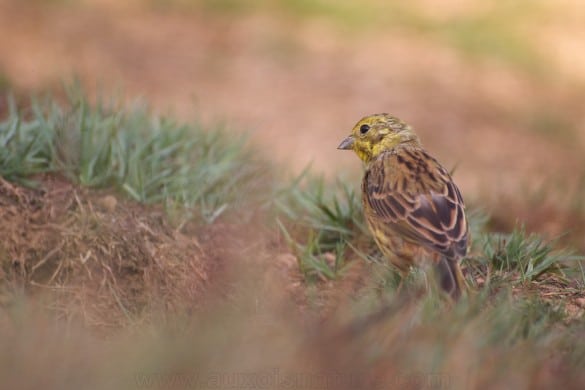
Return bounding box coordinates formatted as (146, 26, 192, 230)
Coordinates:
(363, 147, 469, 259)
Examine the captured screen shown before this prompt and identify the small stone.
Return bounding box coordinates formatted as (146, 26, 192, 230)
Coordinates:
(575, 297, 585, 308)
(276, 253, 297, 268)
(98, 195, 117, 212)
(323, 252, 336, 267)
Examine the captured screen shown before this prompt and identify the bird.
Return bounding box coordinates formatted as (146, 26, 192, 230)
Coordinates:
(338, 113, 469, 299)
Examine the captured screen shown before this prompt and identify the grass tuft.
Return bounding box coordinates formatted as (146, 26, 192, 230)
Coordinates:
(0, 88, 269, 222)
(480, 225, 583, 283)
(0, 96, 55, 186)
(276, 172, 371, 281)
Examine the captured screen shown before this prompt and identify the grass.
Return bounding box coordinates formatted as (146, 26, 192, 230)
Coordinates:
(0, 87, 268, 223)
(3, 270, 584, 389)
(275, 172, 369, 281)
(479, 226, 581, 283)
(1, 90, 584, 388)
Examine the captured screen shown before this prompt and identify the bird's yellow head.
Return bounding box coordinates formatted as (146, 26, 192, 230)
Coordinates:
(338, 113, 420, 163)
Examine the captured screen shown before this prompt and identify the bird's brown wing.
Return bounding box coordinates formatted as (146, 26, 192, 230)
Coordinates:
(364, 148, 468, 258)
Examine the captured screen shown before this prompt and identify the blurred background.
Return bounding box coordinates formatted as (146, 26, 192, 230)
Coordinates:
(1, 0, 584, 247)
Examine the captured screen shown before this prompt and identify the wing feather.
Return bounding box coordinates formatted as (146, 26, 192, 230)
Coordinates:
(364, 149, 469, 258)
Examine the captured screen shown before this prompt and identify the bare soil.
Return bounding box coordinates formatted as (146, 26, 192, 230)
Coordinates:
(0, 175, 214, 330)
(0, 168, 386, 327)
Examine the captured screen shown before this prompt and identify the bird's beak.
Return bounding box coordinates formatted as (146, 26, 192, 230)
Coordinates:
(337, 136, 354, 150)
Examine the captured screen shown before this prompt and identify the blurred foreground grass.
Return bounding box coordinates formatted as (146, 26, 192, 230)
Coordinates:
(0, 91, 584, 389)
(3, 286, 585, 389)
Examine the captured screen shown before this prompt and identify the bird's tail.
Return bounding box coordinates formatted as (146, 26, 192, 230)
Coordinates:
(436, 256, 466, 300)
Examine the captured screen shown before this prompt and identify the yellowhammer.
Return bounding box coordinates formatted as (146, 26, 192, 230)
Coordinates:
(338, 113, 469, 299)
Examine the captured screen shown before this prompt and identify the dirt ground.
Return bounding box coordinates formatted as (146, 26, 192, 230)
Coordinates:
(0, 171, 377, 333)
(0, 175, 207, 328)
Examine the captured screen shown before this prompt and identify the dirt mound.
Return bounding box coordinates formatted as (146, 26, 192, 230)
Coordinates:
(0, 175, 211, 331)
(0, 173, 371, 334)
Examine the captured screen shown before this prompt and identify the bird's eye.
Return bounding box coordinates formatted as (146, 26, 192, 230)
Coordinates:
(360, 124, 370, 134)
